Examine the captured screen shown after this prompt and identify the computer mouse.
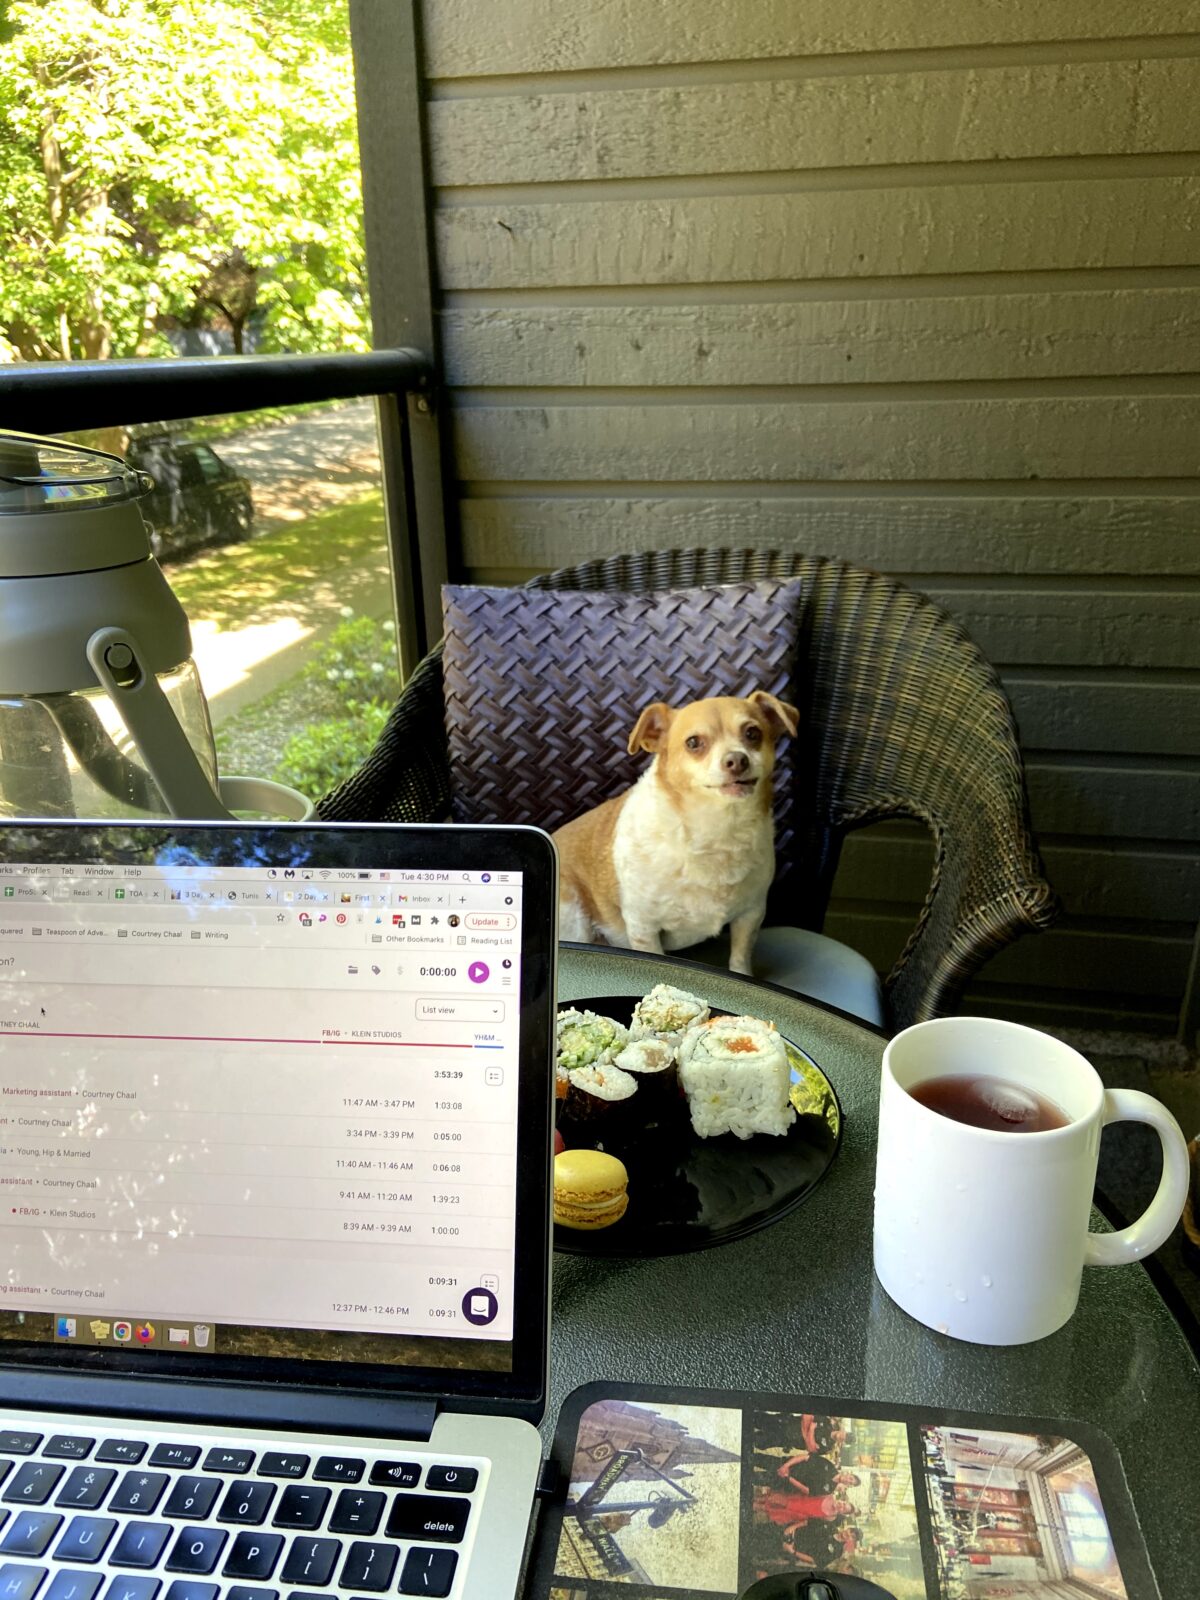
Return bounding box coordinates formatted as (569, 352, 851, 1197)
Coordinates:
(738, 1573, 900, 1600)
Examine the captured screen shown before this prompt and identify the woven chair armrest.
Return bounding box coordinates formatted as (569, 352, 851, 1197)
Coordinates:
(876, 789, 1059, 1030)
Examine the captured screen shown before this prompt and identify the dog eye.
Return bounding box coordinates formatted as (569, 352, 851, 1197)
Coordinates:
(744, 725, 763, 744)
(685, 735, 705, 752)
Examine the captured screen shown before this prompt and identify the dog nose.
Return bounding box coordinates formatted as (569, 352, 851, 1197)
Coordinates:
(722, 750, 749, 776)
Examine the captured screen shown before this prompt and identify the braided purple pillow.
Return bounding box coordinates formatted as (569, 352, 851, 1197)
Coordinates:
(441, 579, 803, 891)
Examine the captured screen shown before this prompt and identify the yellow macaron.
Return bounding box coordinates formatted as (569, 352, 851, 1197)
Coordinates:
(553, 1148, 629, 1229)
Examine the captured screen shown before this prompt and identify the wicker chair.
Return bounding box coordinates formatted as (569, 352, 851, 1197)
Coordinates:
(318, 549, 1058, 1031)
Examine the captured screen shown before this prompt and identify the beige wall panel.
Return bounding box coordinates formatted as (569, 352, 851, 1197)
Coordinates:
(423, 0, 1200, 77)
(921, 587, 1199, 670)
(432, 60, 1200, 186)
(441, 289, 1200, 386)
(1006, 678, 1199, 757)
(963, 989, 1177, 1031)
(457, 495, 1200, 575)
(1025, 764, 1200, 842)
(436, 177, 1200, 288)
(823, 910, 1193, 996)
(836, 833, 1200, 919)
(452, 395, 1200, 482)
(836, 769, 1200, 845)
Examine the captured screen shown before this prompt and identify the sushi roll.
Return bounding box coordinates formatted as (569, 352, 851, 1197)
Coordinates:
(629, 983, 710, 1042)
(677, 1014, 795, 1140)
(555, 1007, 629, 1100)
(562, 1061, 638, 1129)
(613, 1036, 680, 1114)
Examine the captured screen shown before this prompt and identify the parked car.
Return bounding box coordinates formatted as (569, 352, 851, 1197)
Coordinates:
(128, 435, 254, 563)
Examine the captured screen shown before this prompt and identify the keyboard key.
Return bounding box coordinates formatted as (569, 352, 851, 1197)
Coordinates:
(109, 1523, 171, 1570)
(0, 1437, 40, 1459)
(217, 1484, 274, 1527)
(279, 1538, 340, 1588)
(3, 1468, 63, 1508)
(0, 1564, 45, 1600)
(327, 1491, 383, 1537)
(338, 1542, 397, 1593)
(270, 1488, 328, 1532)
(54, 1470, 115, 1511)
(164, 1529, 226, 1577)
(43, 1572, 102, 1600)
(0, 1467, 11, 1491)
(399, 1548, 458, 1598)
(54, 1519, 115, 1565)
(93, 1444, 146, 1467)
(256, 1457, 307, 1482)
(386, 1494, 470, 1545)
(226, 1589, 278, 1600)
(310, 1458, 362, 1486)
(102, 1578, 159, 1600)
(1, 1515, 61, 1558)
(424, 1465, 477, 1494)
(367, 1462, 419, 1489)
(221, 1534, 283, 1582)
(147, 1449, 198, 1473)
(200, 1450, 254, 1476)
(41, 1442, 91, 1465)
(161, 1481, 219, 1522)
(164, 1586, 217, 1600)
(108, 1476, 168, 1516)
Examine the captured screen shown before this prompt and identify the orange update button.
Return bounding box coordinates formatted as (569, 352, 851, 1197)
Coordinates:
(465, 912, 517, 930)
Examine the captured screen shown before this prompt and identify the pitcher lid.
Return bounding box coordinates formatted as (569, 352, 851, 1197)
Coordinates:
(0, 430, 153, 576)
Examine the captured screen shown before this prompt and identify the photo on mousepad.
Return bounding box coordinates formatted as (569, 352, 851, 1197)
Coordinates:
(747, 1408, 924, 1596)
(919, 1425, 1129, 1599)
(530, 1383, 1159, 1600)
(552, 1399, 743, 1590)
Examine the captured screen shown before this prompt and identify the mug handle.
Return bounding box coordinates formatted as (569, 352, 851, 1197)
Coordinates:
(1085, 1089, 1191, 1266)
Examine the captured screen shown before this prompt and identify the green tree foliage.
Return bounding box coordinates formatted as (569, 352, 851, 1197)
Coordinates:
(0, 0, 366, 361)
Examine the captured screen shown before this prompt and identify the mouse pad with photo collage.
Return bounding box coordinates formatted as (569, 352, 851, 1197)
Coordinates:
(528, 1381, 1159, 1600)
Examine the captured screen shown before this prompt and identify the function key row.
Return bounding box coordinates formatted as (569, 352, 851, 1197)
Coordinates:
(1, 1454, 475, 1500)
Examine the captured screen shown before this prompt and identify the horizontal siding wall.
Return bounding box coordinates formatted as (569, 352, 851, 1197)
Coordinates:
(419, 4, 1200, 1034)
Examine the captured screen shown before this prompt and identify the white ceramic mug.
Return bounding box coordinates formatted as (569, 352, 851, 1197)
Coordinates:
(873, 1016, 1191, 1345)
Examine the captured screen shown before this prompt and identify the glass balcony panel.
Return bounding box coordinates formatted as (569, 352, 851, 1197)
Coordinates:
(63, 400, 396, 816)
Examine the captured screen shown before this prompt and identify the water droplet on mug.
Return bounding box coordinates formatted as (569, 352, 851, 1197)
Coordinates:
(954, 1182, 966, 1193)
(914, 1271, 924, 1283)
(936, 1323, 949, 1335)
(981, 1274, 993, 1289)
(954, 1289, 968, 1303)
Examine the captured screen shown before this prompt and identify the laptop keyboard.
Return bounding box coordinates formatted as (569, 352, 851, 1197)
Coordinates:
(0, 1425, 486, 1600)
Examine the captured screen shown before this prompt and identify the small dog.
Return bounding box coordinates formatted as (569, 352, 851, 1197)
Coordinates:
(553, 691, 798, 975)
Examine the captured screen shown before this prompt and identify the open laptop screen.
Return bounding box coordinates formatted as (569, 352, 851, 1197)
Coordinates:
(0, 822, 554, 1415)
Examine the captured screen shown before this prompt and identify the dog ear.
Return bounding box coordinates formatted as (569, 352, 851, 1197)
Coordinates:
(627, 702, 673, 754)
(748, 690, 799, 739)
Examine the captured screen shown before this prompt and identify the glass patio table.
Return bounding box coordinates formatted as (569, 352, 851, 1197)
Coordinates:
(542, 944, 1200, 1596)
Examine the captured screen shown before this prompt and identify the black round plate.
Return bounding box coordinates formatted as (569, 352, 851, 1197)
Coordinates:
(554, 996, 842, 1257)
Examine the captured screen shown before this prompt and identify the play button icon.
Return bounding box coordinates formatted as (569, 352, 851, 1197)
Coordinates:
(468, 961, 489, 984)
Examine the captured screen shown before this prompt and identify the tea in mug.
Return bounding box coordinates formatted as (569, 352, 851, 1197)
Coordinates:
(908, 1073, 1069, 1133)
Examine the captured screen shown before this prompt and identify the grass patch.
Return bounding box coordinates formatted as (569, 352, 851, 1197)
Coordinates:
(215, 611, 399, 803)
(166, 488, 388, 628)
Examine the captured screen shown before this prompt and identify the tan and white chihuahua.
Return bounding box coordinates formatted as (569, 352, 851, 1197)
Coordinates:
(553, 691, 798, 975)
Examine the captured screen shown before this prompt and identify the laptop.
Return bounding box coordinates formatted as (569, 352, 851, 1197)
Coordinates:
(0, 820, 557, 1600)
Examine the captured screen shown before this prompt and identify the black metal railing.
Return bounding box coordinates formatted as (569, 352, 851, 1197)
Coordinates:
(0, 349, 440, 666)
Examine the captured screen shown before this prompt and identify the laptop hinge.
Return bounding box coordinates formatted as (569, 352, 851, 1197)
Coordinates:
(0, 1369, 438, 1443)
